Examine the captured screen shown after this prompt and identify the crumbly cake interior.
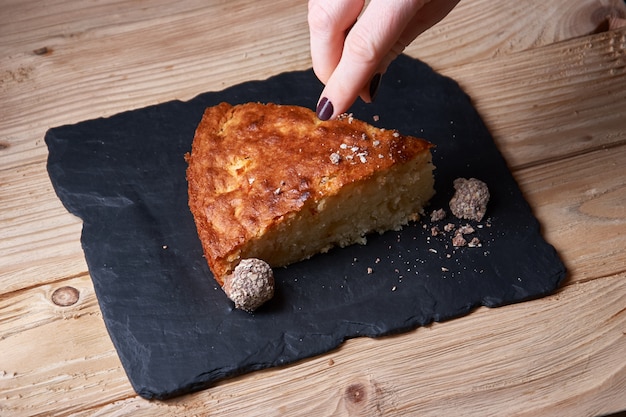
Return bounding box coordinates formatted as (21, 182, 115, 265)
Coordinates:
(186, 102, 435, 285)
(239, 153, 434, 267)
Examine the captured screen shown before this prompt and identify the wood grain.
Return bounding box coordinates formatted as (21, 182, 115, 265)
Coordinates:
(0, 163, 86, 295)
(1, 0, 625, 415)
(443, 28, 626, 169)
(405, 0, 626, 69)
(518, 145, 626, 283)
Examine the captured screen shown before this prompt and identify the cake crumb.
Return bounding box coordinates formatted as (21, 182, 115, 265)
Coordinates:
(457, 224, 475, 235)
(452, 233, 467, 247)
(449, 178, 490, 221)
(329, 152, 341, 165)
(430, 208, 446, 222)
(468, 237, 482, 247)
(444, 223, 456, 233)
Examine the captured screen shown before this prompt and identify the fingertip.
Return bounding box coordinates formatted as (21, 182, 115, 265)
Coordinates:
(316, 97, 334, 121)
(317, 71, 383, 120)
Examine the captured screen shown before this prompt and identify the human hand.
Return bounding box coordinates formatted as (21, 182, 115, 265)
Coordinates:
(308, 0, 460, 120)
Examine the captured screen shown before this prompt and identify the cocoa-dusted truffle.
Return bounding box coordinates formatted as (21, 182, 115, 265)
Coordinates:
(222, 258, 274, 312)
(449, 178, 490, 222)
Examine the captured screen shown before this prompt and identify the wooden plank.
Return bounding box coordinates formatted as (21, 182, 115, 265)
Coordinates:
(404, 0, 626, 69)
(516, 144, 626, 282)
(0, 163, 87, 295)
(442, 27, 626, 169)
(0, 274, 135, 415)
(0, 0, 311, 169)
(1, 271, 623, 416)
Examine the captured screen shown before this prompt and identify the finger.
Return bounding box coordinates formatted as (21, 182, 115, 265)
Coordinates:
(357, 0, 460, 103)
(316, 0, 424, 119)
(308, 0, 365, 85)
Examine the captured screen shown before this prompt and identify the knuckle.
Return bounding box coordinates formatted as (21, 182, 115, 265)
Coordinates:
(344, 29, 379, 65)
(307, 1, 336, 34)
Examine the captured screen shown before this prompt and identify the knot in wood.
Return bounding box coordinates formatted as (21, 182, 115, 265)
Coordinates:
(345, 383, 367, 404)
(51, 286, 80, 306)
(591, 5, 626, 32)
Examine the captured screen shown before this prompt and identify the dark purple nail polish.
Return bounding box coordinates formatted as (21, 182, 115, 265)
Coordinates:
(316, 97, 334, 121)
(369, 73, 382, 102)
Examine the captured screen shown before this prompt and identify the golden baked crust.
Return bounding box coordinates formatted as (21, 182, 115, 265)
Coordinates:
(186, 102, 434, 285)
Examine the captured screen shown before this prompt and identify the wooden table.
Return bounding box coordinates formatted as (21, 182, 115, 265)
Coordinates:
(1, 1, 625, 415)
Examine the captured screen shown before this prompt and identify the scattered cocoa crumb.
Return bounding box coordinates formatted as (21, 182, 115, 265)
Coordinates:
(431, 226, 440, 236)
(452, 233, 467, 247)
(449, 178, 490, 221)
(457, 224, 475, 235)
(430, 208, 446, 222)
(468, 237, 482, 247)
(444, 223, 456, 233)
(373, 115, 380, 122)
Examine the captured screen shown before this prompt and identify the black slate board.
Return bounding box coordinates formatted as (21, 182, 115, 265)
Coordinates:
(45, 55, 566, 400)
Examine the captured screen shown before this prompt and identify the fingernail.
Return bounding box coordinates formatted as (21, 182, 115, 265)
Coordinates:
(369, 73, 382, 102)
(316, 97, 334, 121)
